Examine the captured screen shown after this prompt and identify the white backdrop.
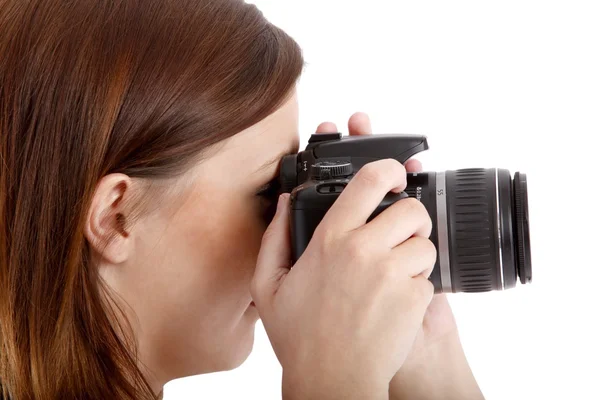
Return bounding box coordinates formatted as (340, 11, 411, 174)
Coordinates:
(164, 1, 600, 399)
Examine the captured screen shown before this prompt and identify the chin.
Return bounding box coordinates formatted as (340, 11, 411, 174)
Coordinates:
(174, 309, 259, 377)
(202, 314, 257, 374)
(221, 318, 257, 371)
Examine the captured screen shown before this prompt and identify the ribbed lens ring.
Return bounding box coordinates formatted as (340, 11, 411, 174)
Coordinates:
(446, 168, 498, 292)
(514, 172, 532, 284)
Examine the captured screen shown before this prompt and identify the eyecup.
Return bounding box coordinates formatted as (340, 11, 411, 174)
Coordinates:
(280, 155, 299, 194)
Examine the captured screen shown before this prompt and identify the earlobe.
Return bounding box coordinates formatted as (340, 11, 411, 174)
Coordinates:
(84, 174, 134, 265)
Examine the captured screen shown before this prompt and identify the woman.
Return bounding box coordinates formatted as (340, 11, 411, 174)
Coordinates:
(0, 0, 483, 398)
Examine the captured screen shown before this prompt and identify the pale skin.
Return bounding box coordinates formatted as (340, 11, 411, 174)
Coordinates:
(84, 88, 482, 398)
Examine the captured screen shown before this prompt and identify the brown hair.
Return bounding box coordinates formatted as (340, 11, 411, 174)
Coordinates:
(0, 0, 303, 398)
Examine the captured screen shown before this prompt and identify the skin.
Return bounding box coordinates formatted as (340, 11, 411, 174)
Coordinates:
(85, 86, 481, 397)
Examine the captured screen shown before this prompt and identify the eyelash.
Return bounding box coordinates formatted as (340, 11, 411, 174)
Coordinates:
(256, 178, 281, 200)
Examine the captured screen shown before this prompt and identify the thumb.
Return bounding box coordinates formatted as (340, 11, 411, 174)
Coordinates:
(251, 193, 292, 308)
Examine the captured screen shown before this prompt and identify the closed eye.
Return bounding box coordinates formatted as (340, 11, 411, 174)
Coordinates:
(256, 178, 281, 199)
(256, 177, 281, 224)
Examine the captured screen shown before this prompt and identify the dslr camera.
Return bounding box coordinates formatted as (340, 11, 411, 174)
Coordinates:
(278, 133, 531, 293)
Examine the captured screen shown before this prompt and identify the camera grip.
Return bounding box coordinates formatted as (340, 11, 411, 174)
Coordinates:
(290, 191, 409, 263)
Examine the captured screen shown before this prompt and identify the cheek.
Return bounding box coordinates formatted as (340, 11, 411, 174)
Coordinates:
(127, 187, 270, 374)
(219, 200, 266, 275)
(179, 198, 266, 297)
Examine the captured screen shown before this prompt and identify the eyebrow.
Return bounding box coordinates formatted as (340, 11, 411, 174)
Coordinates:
(254, 140, 300, 174)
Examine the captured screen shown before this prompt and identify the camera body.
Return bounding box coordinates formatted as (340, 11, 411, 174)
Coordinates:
(281, 132, 427, 262)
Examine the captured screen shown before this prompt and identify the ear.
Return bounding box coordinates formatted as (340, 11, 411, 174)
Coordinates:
(84, 173, 135, 265)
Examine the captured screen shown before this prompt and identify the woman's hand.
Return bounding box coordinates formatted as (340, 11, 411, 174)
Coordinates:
(318, 112, 483, 399)
(251, 119, 437, 399)
(388, 294, 484, 400)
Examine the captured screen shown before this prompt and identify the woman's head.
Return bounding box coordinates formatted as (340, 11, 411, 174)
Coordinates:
(0, 0, 303, 398)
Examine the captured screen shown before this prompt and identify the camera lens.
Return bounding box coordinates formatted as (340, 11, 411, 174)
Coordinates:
(405, 168, 532, 293)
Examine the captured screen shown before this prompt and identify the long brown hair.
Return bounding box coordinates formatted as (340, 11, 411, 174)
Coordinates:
(0, 0, 303, 398)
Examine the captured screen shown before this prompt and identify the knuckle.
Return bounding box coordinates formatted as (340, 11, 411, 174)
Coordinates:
(403, 196, 425, 214)
(414, 235, 436, 252)
(380, 261, 399, 282)
(412, 278, 434, 304)
(403, 197, 432, 232)
(381, 157, 406, 172)
(356, 163, 388, 189)
(355, 159, 406, 191)
(391, 159, 408, 180)
(313, 224, 338, 249)
(424, 239, 438, 265)
(420, 207, 433, 234)
(347, 242, 367, 262)
(424, 215, 433, 236)
(405, 237, 437, 278)
(414, 236, 437, 259)
(346, 234, 372, 263)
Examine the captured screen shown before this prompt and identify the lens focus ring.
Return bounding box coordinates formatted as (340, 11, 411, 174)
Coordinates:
(447, 169, 497, 292)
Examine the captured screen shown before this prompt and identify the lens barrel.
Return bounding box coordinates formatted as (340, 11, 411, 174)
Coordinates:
(405, 168, 531, 293)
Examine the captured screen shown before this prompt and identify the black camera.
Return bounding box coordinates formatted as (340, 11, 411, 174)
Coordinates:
(279, 133, 531, 293)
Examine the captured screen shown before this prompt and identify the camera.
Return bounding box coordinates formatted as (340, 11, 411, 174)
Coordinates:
(278, 133, 531, 293)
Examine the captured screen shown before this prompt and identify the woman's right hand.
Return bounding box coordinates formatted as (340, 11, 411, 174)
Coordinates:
(251, 158, 437, 400)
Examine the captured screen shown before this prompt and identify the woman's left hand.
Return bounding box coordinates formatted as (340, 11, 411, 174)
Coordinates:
(315, 113, 484, 400)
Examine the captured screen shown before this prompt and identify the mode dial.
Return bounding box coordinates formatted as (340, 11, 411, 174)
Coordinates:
(310, 161, 353, 180)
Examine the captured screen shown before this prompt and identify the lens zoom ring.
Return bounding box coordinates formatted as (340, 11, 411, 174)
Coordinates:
(450, 169, 496, 292)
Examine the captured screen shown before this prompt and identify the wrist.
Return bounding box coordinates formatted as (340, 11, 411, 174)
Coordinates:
(283, 366, 389, 400)
(389, 334, 483, 400)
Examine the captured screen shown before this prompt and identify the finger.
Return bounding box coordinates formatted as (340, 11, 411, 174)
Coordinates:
(404, 159, 423, 173)
(319, 159, 407, 233)
(316, 121, 338, 133)
(411, 275, 435, 310)
(251, 193, 292, 309)
(389, 236, 437, 278)
(359, 197, 432, 248)
(348, 112, 372, 136)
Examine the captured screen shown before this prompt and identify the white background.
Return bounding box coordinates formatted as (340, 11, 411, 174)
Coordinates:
(165, 1, 600, 399)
